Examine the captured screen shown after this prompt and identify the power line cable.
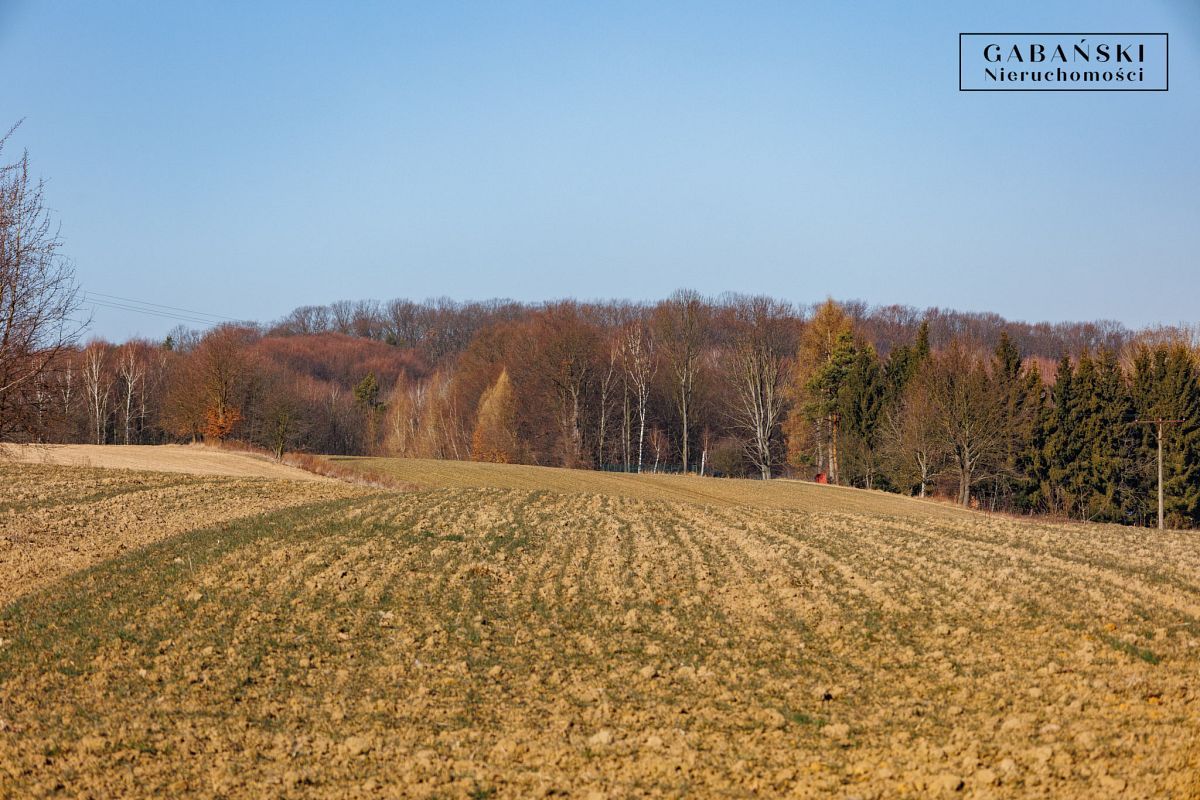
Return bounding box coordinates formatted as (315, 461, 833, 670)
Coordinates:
(86, 304, 214, 327)
(83, 290, 242, 322)
(83, 297, 221, 327)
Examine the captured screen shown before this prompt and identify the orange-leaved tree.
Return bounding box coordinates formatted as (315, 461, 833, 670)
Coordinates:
(203, 403, 242, 441)
(471, 368, 518, 463)
(783, 298, 854, 481)
(163, 325, 257, 443)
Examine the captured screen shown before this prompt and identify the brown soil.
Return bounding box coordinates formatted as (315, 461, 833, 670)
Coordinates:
(1, 465, 1198, 798)
(0, 464, 361, 606)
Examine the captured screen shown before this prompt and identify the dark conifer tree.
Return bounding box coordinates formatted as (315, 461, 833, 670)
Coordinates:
(1077, 349, 1136, 522)
(1131, 343, 1200, 527)
(803, 327, 858, 483)
(882, 321, 929, 409)
(1012, 361, 1046, 513)
(839, 344, 887, 489)
(989, 332, 1028, 510)
(1062, 353, 1101, 518)
(1040, 356, 1081, 516)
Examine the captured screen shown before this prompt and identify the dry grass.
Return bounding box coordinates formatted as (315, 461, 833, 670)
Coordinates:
(330, 456, 976, 519)
(285, 453, 419, 491)
(3, 444, 336, 482)
(1, 459, 1199, 798)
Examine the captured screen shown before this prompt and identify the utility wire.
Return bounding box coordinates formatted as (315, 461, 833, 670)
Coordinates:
(86, 303, 215, 327)
(83, 297, 222, 328)
(84, 296, 213, 322)
(83, 290, 242, 322)
(82, 290, 252, 329)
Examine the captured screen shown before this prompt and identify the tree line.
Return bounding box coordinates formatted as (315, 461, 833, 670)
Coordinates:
(15, 293, 1199, 528)
(4, 135, 1198, 526)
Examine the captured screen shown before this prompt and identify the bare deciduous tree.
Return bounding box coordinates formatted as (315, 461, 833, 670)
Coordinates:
(58, 356, 75, 427)
(82, 343, 111, 444)
(595, 336, 620, 468)
(655, 289, 707, 472)
(648, 426, 667, 473)
(621, 320, 655, 473)
(881, 374, 944, 498)
(117, 342, 145, 444)
(726, 296, 795, 479)
(163, 325, 257, 443)
(532, 304, 599, 468)
(384, 370, 464, 459)
(0, 124, 85, 441)
(921, 344, 1007, 506)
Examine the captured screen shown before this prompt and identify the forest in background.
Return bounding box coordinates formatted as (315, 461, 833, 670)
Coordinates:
(4, 130, 1198, 527)
(26, 293, 1200, 529)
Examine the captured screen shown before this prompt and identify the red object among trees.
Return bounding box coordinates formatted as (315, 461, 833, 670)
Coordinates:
(815, 472, 828, 484)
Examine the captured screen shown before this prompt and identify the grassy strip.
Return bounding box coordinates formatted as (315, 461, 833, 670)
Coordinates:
(1099, 633, 1162, 665)
(0, 495, 373, 680)
(284, 452, 420, 490)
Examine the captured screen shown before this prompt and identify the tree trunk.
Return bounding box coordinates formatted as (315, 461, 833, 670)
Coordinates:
(123, 382, 134, 445)
(636, 399, 646, 474)
(829, 414, 840, 484)
(622, 388, 631, 472)
(680, 391, 689, 473)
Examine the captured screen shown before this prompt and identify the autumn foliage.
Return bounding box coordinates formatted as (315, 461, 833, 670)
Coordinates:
(203, 404, 242, 441)
(471, 369, 518, 463)
(36, 294, 1200, 528)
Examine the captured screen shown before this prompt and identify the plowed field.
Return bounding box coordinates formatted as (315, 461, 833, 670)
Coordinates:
(1, 459, 1197, 798)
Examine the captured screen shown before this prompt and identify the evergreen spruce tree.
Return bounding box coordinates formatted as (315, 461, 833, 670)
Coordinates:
(353, 372, 384, 452)
(882, 320, 930, 409)
(1128, 347, 1157, 525)
(1079, 349, 1136, 523)
(1027, 362, 1054, 512)
(1160, 345, 1200, 526)
(838, 344, 886, 489)
(1132, 343, 1200, 527)
(914, 320, 931, 361)
(1012, 361, 1046, 512)
(803, 326, 857, 483)
(1062, 353, 1100, 518)
(1040, 356, 1083, 516)
(989, 332, 1029, 511)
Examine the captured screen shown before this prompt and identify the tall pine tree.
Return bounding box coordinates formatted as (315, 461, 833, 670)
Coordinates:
(1077, 349, 1136, 523)
(1131, 343, 1200, 527)
(989, 332, 1040, 512)
(1039, 356, 1084, 516)
(838, 344, 886, 489)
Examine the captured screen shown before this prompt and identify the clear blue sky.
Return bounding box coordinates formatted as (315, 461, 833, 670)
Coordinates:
(2, 0, 1197, 340)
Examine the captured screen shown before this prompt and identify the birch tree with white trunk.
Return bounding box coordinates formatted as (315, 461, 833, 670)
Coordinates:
(727, 296, 796, 480)
(117, 342, 144, 444)
(82, 343, 111, 445)
(654, 290, 707, 472)
(621, 320, 655, 473)
(595, 336, 620, 468)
